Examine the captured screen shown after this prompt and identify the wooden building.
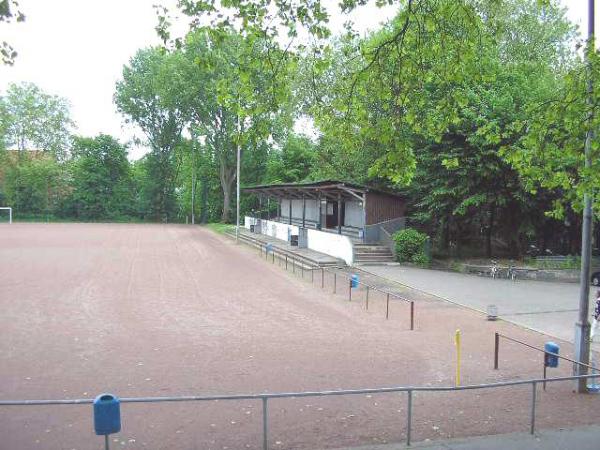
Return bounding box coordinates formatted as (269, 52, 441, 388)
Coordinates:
(243, 180, 407, 242)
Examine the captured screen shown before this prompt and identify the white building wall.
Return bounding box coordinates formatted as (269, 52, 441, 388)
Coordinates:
(245, 216, 298, 241)
(305, 199, 319, 222)
(344, 200, 364, 228)
(245, 215, 354, 264)
(280, 199, 319, 223)
(291, 199, 302, 218)
(280, 199, 291, 218)
(307, 229, 354, 265)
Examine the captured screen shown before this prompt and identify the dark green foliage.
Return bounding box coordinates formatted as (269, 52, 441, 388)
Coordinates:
(265, 135, 317, 183)
(66, 135, 134, 220)
(115, 48, 186, 221)
(393, 228, 430, 266)
(2, 155, 65, 216)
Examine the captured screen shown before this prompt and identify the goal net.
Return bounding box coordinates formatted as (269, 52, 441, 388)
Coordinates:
(0, 207, 12, 223)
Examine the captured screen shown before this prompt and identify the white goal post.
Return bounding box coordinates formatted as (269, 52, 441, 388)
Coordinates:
(0, 207, 12, 224)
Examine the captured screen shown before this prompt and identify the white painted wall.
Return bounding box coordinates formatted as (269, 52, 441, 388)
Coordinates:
(280, 199, 291, 218)
(344, 200, 364, 228)
(307, 229, 354, 265)
(305, 199, 319, 221)
(245, 216, 299, 241)
(244, 216, 257, 229)
(280, 199, 319, 223)
(264, 219, 299, 241)
(245, 216, 354, 265)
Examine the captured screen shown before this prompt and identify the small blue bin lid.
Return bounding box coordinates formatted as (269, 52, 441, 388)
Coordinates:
(544, 341, 559, 351)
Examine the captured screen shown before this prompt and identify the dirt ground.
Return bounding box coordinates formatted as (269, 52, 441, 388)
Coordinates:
(0, 223, 597, 450)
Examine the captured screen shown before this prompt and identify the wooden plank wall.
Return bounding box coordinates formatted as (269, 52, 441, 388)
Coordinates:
(365, 192, 406, 225)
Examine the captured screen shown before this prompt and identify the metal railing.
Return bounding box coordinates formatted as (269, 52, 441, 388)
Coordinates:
(494, 332, 599, 390)
(242, 233, 416, 330)
(2, 373, 600, 449)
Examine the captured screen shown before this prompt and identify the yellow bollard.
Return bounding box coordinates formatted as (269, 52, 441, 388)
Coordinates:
(455, 329, 461, 387)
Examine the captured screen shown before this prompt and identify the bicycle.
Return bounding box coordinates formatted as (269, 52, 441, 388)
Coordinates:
(507, 263, 517, 281)
(490, 260, 499, 279)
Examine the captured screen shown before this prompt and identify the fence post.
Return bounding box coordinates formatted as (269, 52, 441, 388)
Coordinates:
(494, 332, 500, 370)
(406, 390, 413, 446)
(285, 255, 288, 270)
(386, 293, 390, 320)
(334, 272, 337, 293)
(410, 301, 414, 330)
(105, 435, 110, 450)
(349, 279, 352, 301)
(321, 268, 324, 289)
(530, 382, 537, 435)
(292, 258, 295, 273)
(262, 397, 268, 450)
(301, 262, 304, 278)
(543, 362, 547, 391)
(366, 286, 369, 310)
(311, 267, 314, 283)
(272, 252, 275, 264)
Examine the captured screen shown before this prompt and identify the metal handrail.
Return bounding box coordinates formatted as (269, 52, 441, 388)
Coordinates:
(2, 373, 600, 449)
(240, 232, 415, 327)
(495, 332, 598, 371)
(3, 373, 600, 405)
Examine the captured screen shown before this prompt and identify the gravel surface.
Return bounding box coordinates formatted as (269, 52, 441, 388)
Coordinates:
(0, 223, 598, 450)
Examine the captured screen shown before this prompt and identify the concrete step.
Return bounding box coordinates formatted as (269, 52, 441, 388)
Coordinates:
(355, 256, 395, 262)
(354, 250, 393, 255)
(354, 245, 393, 252)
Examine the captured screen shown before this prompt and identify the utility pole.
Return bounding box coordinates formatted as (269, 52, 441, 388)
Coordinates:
(191, 128, 196, 225)
(574, 0, 595, 394)
(235, 112, 241, 243)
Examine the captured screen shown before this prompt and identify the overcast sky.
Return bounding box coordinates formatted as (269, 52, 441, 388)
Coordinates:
(0, 0, 593, 159)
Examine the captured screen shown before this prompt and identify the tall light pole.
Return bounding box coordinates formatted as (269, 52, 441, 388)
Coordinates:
(574, 0, 595, 394)
(235, 112, 241, 243)
(191, 128, 196, 225)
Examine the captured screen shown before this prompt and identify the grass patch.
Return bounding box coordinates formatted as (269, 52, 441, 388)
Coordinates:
(204, 222, 235, 234)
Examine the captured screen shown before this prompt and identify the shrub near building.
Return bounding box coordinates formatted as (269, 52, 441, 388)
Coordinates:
(393, 228, 430, 267)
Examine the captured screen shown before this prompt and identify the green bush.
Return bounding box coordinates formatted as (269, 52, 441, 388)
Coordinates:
(393, 228, 430, 266)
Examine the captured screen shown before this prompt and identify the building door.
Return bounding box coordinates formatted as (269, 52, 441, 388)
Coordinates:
(325, 201, 345, 229)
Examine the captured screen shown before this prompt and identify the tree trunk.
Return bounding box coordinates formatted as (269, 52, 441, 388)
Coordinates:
(486, 203, 495, 258)
(220, 172, 235, 223)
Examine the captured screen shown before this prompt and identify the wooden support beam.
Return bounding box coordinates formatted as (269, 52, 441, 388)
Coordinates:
(302, 195, 306, 228)
(337, 193, 342, 235)
(318, 193, 322, 230)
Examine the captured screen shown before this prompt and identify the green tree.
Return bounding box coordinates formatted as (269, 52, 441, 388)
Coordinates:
(115, 48, 187, 221)
(67, 135, 133, 220)
(301, 0, 576, 257)
(1, 82, 73, 160)
(265, 134, 317, 183)
(174, 27, 294, 222)
(2, 154, 65, 217)
(506, 50, 600, 220)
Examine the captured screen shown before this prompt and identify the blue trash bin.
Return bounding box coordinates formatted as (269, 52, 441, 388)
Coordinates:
(351, 274, 359, 288)
(93, 393, 121, 436)
(544, 342, 559, 368)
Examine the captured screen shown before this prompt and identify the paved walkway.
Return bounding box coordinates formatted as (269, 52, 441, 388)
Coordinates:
(359, 265, 599, 349)
(338, 425, 600, 449)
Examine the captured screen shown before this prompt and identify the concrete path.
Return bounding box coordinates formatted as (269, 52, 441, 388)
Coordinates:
(359, 265, 598, 348)
(338, 425, 600, 450)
